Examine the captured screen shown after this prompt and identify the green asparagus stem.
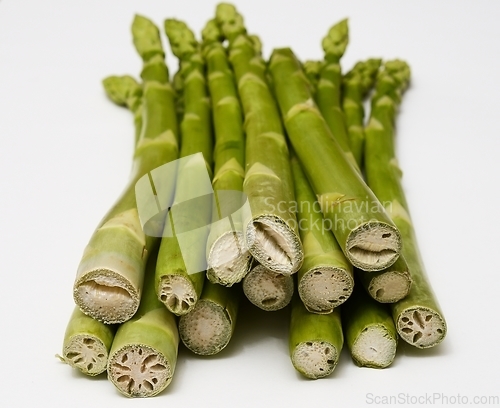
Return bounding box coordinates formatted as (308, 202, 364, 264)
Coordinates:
(73, 15, 179, 324)
(269, 47, 402, 272)
(107, 245, 179, 398)
(342, 58, 381, 168)
(178, 280, 240, 355)
(202, 19, 253, 286)
(242, 264, 294, 311)
(58, 306, 115, 376)
(155, 19, 214, 316)
(291, 153, 354, 313)
(302, 60, 324, 98)
(342, 286, 397, 368)
(216, 3, 303, 275)
(363, 60, 447, 348)
(289, 294, 343, 379)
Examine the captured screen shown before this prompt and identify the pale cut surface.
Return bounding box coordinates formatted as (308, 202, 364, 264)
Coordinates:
(368, 271, 411, 303)
(299, 266, 353, 313)
(242, 265, 294, 311)
(207, 231, 252, 286)
(292, 341, 338, 379)
(158, 275, 197, 316)
(246, 216, 303, 275)
(397, 307, 446, 349)
(179, 300, 232, 355)
(63, 335, 108, 376)
(351, 326, 396, 368)
(108, 345, 172, 398)
(347, 223, 400, 271)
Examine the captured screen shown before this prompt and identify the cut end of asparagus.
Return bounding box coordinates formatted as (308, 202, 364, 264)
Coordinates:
(179, 300, 232, 355)
(158, 275, 197, 316)
(351, 326, 397, 369)
(346, 222, 401, 271)
(368, 271, 412, 303)
(396, 307, 446, 349)
(108, 345, 172, 398)
(74, 271, 139, 324)
(61, 334, 108, 376)
(207, 231, 253, 286)
(246, 216, 303, 275)
(299, 266, 354, 313)
(243, 265, 294, 311)
(292, 341, 338, 379)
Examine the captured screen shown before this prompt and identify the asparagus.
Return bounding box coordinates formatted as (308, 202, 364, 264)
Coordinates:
(269, 47, 401, 272)
(58, 306, 115, 376)
(342, 286, 398, 368)
(291, 153, 354, 313)
(302, 60, 324, 98)
(342, 58, 381, 168)
(289, 294, 343, 379)
(73, 15, 179, 324)
(178, 280, 240, 355)
(202, 19, 253, 286)
(242, 264, 294, 311)
(215, 3, 303, 275)
(155, 19, 214, 316)
(107, 245, 179, 398)
(363, 60, 446, 348)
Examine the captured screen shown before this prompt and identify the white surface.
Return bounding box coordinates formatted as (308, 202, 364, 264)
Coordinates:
(1, 0, 499, 405)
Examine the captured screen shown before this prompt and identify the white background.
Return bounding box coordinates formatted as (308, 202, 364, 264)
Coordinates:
(1, 0, 499, 406)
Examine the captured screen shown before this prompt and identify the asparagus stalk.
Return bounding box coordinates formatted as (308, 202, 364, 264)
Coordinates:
(215, 3, 303, 275)
(363, 60, 447, 348)
(58, 306, 115, 376)
(302, 60, 324, 98)
(342, 58, 381, 168)
(201, 19, 253, 286)
(242, 264, 294, 311)
(291, 153, 354, 313)
(155, 19, 214, 316)
(73, 15, 179, 324)
(107, 245, 179, 398)
(289, 294, 343, 379)
(178, 280, 240, 355)
(342, 286, 398, 368)
(269, 47, 402, 272)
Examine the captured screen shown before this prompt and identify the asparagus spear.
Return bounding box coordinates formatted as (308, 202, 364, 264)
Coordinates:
(107, 245, 179, 398)
(302, 60, 324, 98)
(342, 286, 398, 368)
(291, 153, 354, 313)
(178, 280, 240, 355)
(215, 3, 304, 276)
(269, 47, 402, 272)
(242, 264, 294, 311)
(155, 19, 214, 316)
(73, 15, 179, 324)
(289, 294, 343, 379)
(58, 306, 115, 376)
(201, 19, 253, 286)
(363, 60, 447, 348)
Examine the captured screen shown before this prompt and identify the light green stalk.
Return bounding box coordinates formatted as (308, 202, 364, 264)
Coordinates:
(342, 58, 381, 167)
(363, 60, 447, 348)
(107, 245, 179, 398)
(58, 306, 115, 376)
(242, 263, 294, 311)
(178, 280, 240, 355)
(289, 294, 343, 379)
(202, 19, 252, 286)
(269, 47, 402, 273)
(291, 153, 354, 314)
(73, 15, 179, 324)
(342, 286, 397, 368)
(155, 19, 214, 316)
(216, 3, 303, 275)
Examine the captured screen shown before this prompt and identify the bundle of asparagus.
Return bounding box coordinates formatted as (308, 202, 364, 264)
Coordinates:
(59, 3, 447, 397)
